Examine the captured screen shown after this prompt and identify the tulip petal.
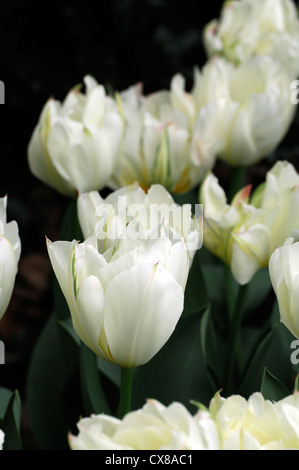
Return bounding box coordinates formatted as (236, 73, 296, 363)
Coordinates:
(231, 224, 270, 285)
(0, 235, 18, 318)
(103, 263, 184, 367)
(76, 275, 105, 355)
(77, 191, 105, 240)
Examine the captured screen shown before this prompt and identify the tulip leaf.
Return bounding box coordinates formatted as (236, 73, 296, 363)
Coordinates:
(238, 327, 275, 397)
(260, 368, 290, 402)
(243, 268, 273, 320)
(26, 313, 80, 450)
(200, 305, 221, 391)
(0, 387, 14, 421)
(97, 356, 121, 388)
(132, 308, 215, 411)
(294, 374, 299, 393)
(2, 390, 22, 450)
(79, 342, 111, 416)
(57, 317, 80, 347)
(182, 249, 208, 316)
(201, 262, 227, 307)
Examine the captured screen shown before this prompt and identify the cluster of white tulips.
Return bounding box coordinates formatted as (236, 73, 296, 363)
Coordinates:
(70, 391, 299, 450)
(1, 0, 299, 451)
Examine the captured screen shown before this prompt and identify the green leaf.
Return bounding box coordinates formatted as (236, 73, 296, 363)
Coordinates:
(61, 317, 121, 389)
(26, 313, 80, 450)
(260, 368, 290, 402)
(182, 249, 208, 316)
(202, 263, 226, 307)
(293, 374, 299, 393)
(238, 329, 275, 398)
(79, 342, 111, 416)
(0, 387, 14, 421)
(57, 317, 80, 347)
(200, 305, 221, 391)
(2, 390, 22, 450)
(132, 309, 215, 411)
(243, 268, 273, 320)
(97, 356, 121, 388)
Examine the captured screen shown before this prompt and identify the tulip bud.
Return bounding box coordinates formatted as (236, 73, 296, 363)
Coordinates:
(28, 75, 124, 197)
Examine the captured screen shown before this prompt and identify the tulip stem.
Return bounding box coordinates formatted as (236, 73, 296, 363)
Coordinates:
(224, 283, 249, 395)
(119, 367, 134, 419)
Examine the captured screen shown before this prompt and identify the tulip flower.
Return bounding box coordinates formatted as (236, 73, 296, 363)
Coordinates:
(47, 184, 201, 368)
(69, 390, 299, 450)
(200, 160, 299, 285)
(0, 196, 21, 320)
(0, 430, 4, 450)
(109, 74, 221, 194)
(209, 390, 299, 450)
(77, 182, 202, 263)
(192, 55, 296, 166)
(27, 75, 123, 197)
(203, 0, 299, 77)
(69, 399, 220, 450)
(269, 238, 299, 339)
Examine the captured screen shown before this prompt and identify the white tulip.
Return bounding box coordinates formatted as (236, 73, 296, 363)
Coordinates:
(28, 75, 123, 197)
(69, 399, 221, 450)
(193, 55, 296, 166)
(0, 197, 21, 320)
(109, 74, 221, 194)
(203, 0, 299, 77)
(0, 430, 4, 450)
(269, 238, 299, 339)
(47, 184, 201, 367)
(200, 160, 299, 285)
(209, 391, 299, 449)
(77, 182, 202, 264)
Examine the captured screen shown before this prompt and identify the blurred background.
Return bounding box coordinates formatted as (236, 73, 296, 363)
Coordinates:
(0, 0, 298, 449)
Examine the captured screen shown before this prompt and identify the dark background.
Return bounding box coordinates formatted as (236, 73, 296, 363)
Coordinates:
(0, 0, 298, 449)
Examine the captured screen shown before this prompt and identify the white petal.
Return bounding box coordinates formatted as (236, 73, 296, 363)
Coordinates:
(231, 224, 270, 285)
(103, 263, 184, 367)
(76, 275, 105, 355)
(0, 236, 18, 319)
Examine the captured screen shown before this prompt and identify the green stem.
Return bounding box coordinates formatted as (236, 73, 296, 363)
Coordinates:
(224, 283, 249, 395)
(119, 367, 134, 419)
